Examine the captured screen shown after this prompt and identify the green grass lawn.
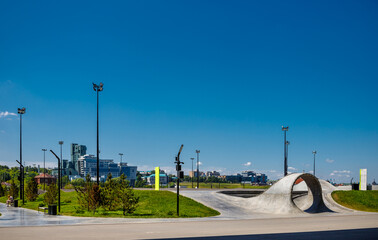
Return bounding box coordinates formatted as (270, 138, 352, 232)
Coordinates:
(0, 190, 220, 218)
(179, 182, 270, 189)
(332, 190, 378, 212)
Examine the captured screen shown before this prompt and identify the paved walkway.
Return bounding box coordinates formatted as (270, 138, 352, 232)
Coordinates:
(1, 213, 377, 240)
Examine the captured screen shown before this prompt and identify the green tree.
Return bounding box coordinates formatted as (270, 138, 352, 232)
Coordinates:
(135, 174, 146, 188)
(44, 183, 58, 205)
(71, 178, 85, 187)
(9, 180, 19, 199)
(102, 173, 118, 211)
(74, 174, 92, 211)
(25, 178, 39, 201)
(88, 184, 102, 214)
(117, 174, 139, 215)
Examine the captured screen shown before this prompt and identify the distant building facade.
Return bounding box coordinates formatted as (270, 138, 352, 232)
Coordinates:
(34, 173, 56, 185)
(189, 171, 205, 178)
(143, 173, 169, 185)
(206, 171, 220, 177)
(241, 171, 267, 185)
(78, 154, 137, 185)
(70, 143, 87, 175)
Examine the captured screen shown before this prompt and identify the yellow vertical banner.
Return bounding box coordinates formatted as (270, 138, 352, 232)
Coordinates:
(155, 167, 160, 191)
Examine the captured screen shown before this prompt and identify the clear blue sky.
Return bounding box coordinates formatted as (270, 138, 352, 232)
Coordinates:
(1, 1, 377, 183)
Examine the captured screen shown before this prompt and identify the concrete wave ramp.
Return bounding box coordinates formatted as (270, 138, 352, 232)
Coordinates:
(246, 173, 332, 214)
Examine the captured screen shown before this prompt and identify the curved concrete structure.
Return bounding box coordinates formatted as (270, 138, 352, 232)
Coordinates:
(246, 173, 331, 214)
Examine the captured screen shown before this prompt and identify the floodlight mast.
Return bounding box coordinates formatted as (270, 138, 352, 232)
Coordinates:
(18, 107, 25, 205)
(93, 82, 104, 185)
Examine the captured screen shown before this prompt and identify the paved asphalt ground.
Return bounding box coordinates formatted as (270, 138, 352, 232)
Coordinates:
(1, 214, 377, 239)
(1, 187, 377, 239)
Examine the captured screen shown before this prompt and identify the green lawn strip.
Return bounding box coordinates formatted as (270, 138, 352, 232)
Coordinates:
(179, 182, 270, 189)
(0, 190, 219, 218)
(332, 190, 378, 212)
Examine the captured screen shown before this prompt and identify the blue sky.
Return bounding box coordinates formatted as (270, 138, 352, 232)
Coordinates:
(1, 1, 377, 182)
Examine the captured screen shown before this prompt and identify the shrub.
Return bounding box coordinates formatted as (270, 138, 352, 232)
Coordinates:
(117, 174, 139, 215)
(102, 173, 118, 211)
(25, 178, 38, 201)
(74, 174, 92, 211)
(88, 184, 102, 214)
(44, 183, 58, 205)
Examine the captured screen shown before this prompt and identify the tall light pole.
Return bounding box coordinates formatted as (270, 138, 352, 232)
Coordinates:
(119, 153, 123, 176)
(59, 141, 64, 189)
(42, 149, 47, 190)
(282, 126, 289, 176)
(93, 82, 104, 185)
(18, 107, 25, 204)
(190, 157, 194, 188)
(50, 150, 61, 212)
(312, 151, 317, 177)
(196, 150, 200, 189)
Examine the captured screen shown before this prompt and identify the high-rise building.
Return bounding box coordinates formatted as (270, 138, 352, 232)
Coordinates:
(71, 143, 87, 174)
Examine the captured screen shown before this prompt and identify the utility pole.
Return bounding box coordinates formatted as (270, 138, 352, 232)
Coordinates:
(196, 150, 200, 188)
(175, 144, 184, 216)
(282, 126, 289, 176)
(93, 82, 103, 185)
(312, 151, 317, 177)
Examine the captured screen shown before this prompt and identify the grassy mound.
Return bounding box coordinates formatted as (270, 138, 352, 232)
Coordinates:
(0, 190, 220, 218)
(332, 190, 378, 212)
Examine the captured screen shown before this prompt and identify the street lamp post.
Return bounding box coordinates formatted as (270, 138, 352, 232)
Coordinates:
(93, 82, 104, 185)
(281, 126, 289, 176)
(190, 158, 194, 188)
(312, 151, 317, 177)
(119, 153, 123, 176)
(59, 141, 64, 189)
(18, 107, 25, 204)
(42, 149, 47, 190)
(175, 145, 184, 216)
(50, 150, 61, 212)
(196, 150, 200, 189)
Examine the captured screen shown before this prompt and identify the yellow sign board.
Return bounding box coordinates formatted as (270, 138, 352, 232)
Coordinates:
(155, 167, 160, 190)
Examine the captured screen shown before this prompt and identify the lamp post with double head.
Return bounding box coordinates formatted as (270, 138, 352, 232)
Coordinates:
(196, 150, 200, 189)
(42, 149, 47, 190)
(18, 107, 25, 204)
(281, 126, 289, 176)
(93, 82, 103, 185)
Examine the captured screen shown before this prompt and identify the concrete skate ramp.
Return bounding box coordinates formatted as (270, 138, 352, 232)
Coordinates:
(248, 173, 331, 214)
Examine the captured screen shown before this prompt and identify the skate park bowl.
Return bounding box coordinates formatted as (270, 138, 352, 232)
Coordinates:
(243, 173, 333, 214)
